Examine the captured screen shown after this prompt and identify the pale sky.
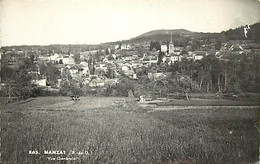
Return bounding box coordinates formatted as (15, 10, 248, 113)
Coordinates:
(1, 0, 260, 46)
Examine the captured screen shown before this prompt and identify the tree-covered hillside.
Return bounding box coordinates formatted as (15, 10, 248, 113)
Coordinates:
(221, 23, 260, 42)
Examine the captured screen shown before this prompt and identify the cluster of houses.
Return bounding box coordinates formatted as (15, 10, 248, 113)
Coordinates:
(1, 33, 260, 91)
(215, 40, 260, 60)
(113, 34, 213, 66)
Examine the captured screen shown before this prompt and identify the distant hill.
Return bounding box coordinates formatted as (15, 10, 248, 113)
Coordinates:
(128, 29, 196, 44)
(103, 23, 260, 45)
(103, 29, 220, 45)
(135, 29, 193, 39)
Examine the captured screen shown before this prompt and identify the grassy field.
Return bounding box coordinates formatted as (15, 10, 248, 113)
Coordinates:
(1, 97, 259, 163)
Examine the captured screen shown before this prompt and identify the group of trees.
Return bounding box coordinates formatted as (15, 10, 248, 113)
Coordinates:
(39, 63, 60, 87)
(154, 51, 260, 94)
(0, 58, 39, 99)
(149, 41, 161, 51)
(102, 49, 260, 98)
(0, 54, 65, 99)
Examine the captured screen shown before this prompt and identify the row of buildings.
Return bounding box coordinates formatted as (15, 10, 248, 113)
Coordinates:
(1, 33, 259, 90)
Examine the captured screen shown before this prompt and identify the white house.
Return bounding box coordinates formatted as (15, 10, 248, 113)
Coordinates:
(121, 44, 127, 50)
(170, 55, 181, 63)
(122, 65, 134, 77)
(192, 51, 206, 61)
(89, 79, 105, 87)
(31, 79, 47, 86)
(161, 45, 167, 53)
(38, 56, 50, 62)
(111, 54, 117, 59)
(115, 45, 120, 49)
(133, 73, 138, 80)
(69, 66, 78, 75)
(38, 79, 47, 86)
(63, 54, 75, 65)
(80, 61, 88, 67)
(50, 53, 60, 61)
(80, 64, 89, 76)
(127, 45, 132, 50)
(122, 65, 132, 72)
(194, 55, 203, 60)
(150, 56, 158, 64)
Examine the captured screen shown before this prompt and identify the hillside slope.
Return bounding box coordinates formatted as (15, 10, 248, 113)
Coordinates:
(103, 23, 260, 45)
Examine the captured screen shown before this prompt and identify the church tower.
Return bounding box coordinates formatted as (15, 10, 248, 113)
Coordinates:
(168, 32, 174, 54)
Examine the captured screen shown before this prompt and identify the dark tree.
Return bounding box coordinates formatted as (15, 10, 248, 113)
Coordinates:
(150, 41, 161, 51)
(157, 51, 165, 65)
(105, 48, 110, 55)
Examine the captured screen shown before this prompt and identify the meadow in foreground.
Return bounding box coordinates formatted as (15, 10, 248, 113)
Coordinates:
(1, 97, 259, 163)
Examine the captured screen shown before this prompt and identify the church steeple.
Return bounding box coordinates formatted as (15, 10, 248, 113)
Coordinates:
(170, 32, 173, 43)
(169, 32, 174, 54)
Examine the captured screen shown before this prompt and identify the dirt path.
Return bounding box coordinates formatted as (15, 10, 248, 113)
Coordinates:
(147, 105, 259, 112)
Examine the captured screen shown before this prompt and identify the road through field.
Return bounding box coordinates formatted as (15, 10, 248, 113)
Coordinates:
(147, 105, 259, 112)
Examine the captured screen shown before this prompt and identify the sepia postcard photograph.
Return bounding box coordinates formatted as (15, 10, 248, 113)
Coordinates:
(0, 0, 260, 163)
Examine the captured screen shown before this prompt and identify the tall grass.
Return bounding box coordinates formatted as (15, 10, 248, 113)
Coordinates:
(1, 97, 259, 163)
